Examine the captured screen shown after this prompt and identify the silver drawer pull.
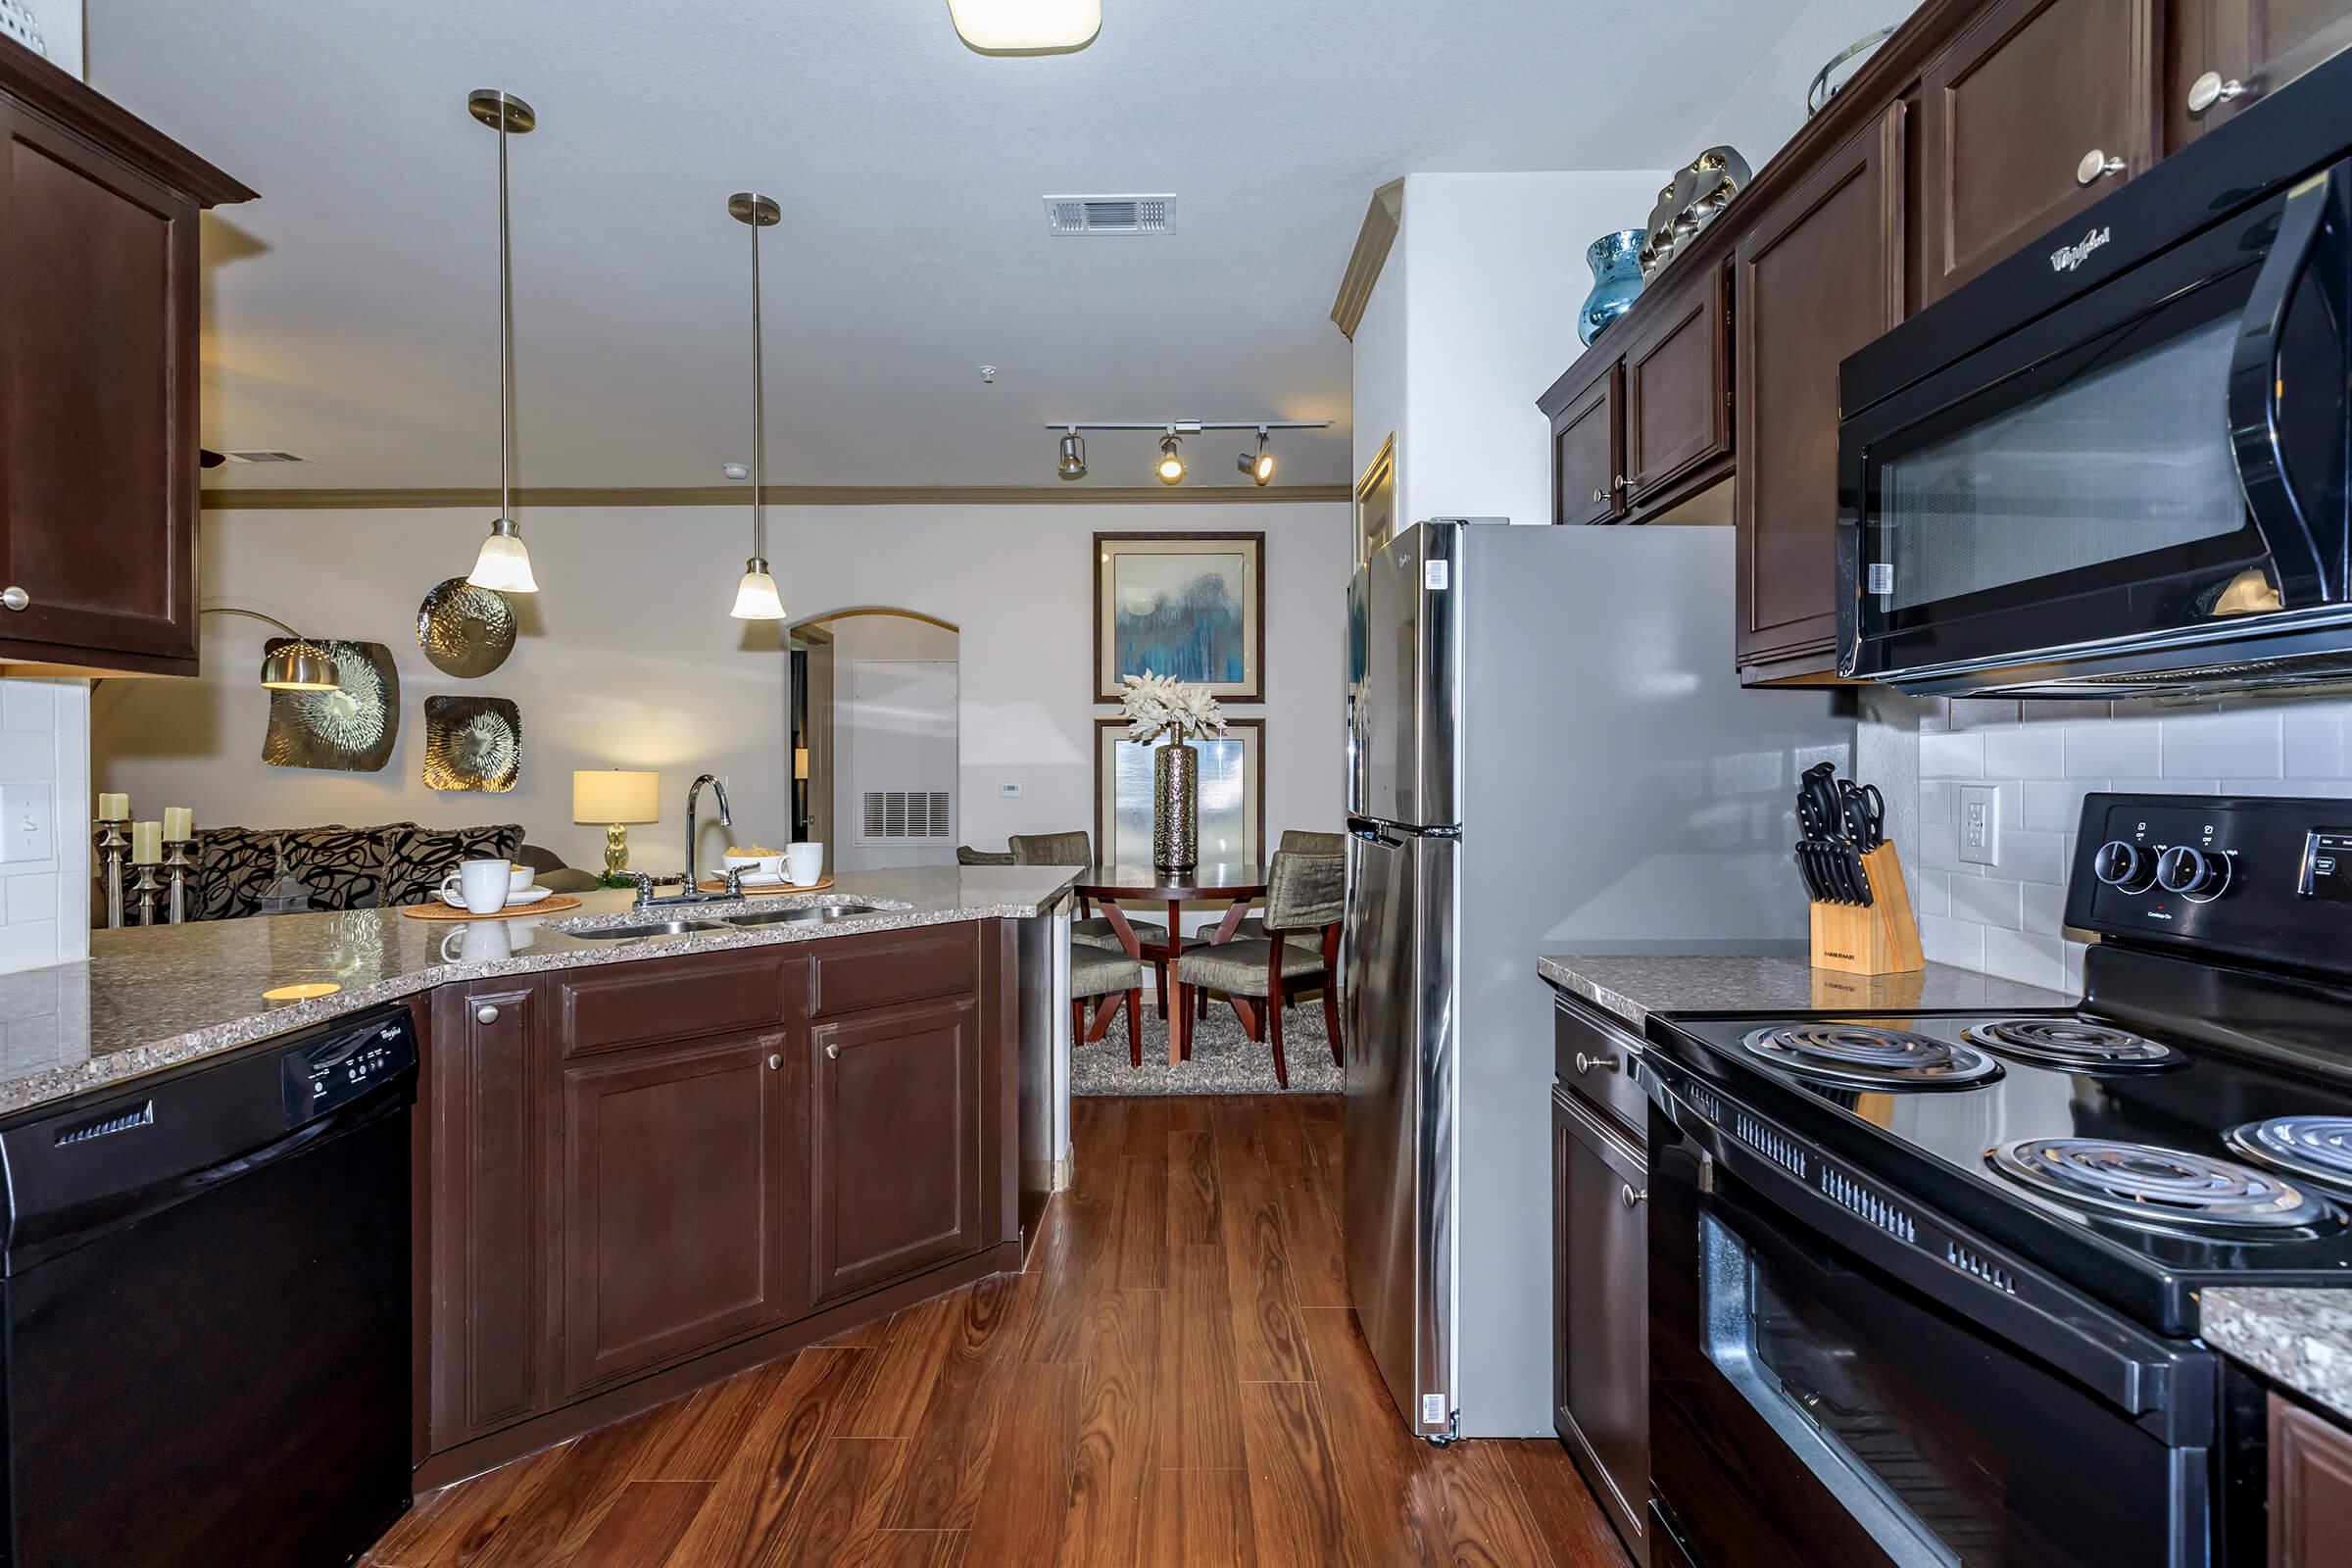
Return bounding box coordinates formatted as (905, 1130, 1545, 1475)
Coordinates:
(1621, 1183, 1647, 1209)
(0, 586, 26, 612)
(474, 1004, 500, 1025)
(2075, 149, 2126, 185)
(2186, 71, 2248, 115)
(824, 1042, 840, 1059)
(767, 1053, 782, 1070)
(1574, 1050, 1622, 1075)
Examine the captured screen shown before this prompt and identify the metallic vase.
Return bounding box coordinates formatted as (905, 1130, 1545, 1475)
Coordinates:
(1579, 228, 1646, 345)
(1152, 742, 1199, 872)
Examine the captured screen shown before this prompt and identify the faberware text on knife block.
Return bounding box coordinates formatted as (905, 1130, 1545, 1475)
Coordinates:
(1809, 841, 1924, 975)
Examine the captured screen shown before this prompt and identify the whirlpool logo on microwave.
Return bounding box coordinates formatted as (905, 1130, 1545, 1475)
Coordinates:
(2050, 226, 2112, 273)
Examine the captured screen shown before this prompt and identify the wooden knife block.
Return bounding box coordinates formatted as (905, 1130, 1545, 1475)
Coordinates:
(1809, 842, 1924, 976)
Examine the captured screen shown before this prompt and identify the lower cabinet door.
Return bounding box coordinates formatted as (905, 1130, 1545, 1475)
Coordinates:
(560, 1032, 796, 1395)
(1554, 1085, 1648, 1557)
(808, 996, 983, 1307)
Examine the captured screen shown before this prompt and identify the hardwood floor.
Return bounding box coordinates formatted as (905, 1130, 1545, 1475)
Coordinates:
(365, 1095, 1631, 1568)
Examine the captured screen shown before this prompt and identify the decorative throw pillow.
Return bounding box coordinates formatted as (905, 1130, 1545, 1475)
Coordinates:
(192, 826, 306, 921)
(380, 823, 524, 906)
(281, 826, 389, 911)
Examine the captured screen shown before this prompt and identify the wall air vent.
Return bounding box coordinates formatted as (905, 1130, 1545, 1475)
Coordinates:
(222, 450, 307, 464)
(1045, 194, 1174, 235)
(861, 790, 952, 842)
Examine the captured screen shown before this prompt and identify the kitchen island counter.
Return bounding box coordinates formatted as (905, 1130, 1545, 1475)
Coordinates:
(0, 864, 1076, 1117)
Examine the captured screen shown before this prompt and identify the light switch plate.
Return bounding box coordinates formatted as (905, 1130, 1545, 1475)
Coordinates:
(1960, 784, 2000, 867)
(0, 783, 53, 864)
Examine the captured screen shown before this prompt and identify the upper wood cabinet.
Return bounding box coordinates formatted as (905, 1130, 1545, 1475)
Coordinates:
(1541, 261, 1732, 527)
(2168, 0, 2352, 148)
(0, 41, 250, 678)
(1735, 109, 1906, 681)
(1918, 0, 2158, 305)
(2272, 1392, 2352, 1567)
(1551, 367, 1623, 526)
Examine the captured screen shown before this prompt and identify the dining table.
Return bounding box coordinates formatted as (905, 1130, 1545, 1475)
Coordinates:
(1071, 862, 1269, 1064)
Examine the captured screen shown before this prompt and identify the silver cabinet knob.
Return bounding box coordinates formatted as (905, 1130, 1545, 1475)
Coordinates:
(1574, 1051, 1622, 1076)
(1612, 474, 1629, 490)
(2187, 71, 2248, 115)
(767, 1053, 782, 1070)
(474, 1004, 500, 1025)
(0, 586, 25, 612)
(824, 1042, 840, 1059)
(1592, 488, 1606, 505)
(1620, 1183, 1647, 1209)
(2076, 149, 2126, 185)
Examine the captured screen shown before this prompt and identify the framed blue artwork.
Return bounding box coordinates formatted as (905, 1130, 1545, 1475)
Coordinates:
(1093, 531, 1264, 703)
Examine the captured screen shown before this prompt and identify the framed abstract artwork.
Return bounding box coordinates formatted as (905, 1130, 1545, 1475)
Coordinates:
(1093, 532, 1264, 704)
(1094, 717, 1264, 869)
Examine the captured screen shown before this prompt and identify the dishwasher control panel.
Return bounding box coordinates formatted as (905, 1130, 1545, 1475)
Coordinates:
(283, 1015, 417, 1122)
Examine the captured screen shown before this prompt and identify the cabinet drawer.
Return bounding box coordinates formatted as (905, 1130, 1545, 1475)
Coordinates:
(809, 922, 978, 1018)
(1554, 990, 1648, 1141)
(555, 948, 787, 1057)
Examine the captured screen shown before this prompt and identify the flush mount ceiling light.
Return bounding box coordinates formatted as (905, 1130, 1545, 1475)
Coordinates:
(1057, 428, 1087, 480)
(466, 89, 539, 595)
(727, 190, 787, 621)
(1239, 427, 1274, 486)
(949, 0, 1101, 54)
(1155, 432, 1186, 485)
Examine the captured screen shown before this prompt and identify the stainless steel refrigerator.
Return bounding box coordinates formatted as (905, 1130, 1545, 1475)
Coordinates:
(1342, 519, 1848, 1440)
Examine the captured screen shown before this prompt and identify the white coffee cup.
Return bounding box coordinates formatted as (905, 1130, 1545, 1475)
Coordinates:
(440, 858, 512, 914)
(784, 842, 825, 886)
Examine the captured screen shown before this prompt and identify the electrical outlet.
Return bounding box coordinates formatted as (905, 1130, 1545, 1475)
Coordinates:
(1960, 784, 2001, 867)
(999, 782, 1023, 799)
(0, 783, 52, 863)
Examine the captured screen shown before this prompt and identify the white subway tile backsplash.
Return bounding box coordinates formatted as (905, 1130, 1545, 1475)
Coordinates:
(2225, 777, 2352, 799)
(1919, 915, 1984, 970)
(1948, 874, 2024, 930)
(2283, 707, 2345, 777)
(1982, 724, 2065, 781)
(1920, 731, 1985, 779)
(2161, 708, 2281, 778)
(0, 682, 55, 732)
(2025, 778, 2105, 833)
(1983, 928, 2067, 991)
(5, 874, 56, 925)
(1917, 869, 1950, 918)
(1947, 699, 2021, 731)
(2065, 716, 2162, 777)
(2022, 881, 2066, 937)
(2002, 827, 2070, 886)
(0, 679, 91, 977)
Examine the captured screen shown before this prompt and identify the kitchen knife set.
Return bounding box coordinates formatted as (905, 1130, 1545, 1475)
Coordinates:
(1795, 761, 1886, 906)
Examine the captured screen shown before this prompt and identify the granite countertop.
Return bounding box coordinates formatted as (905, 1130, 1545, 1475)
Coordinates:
(1538, 950, 2075, 1030)
(0, 865, 1078, 1119)
(2202, 1289, 2352, 1422)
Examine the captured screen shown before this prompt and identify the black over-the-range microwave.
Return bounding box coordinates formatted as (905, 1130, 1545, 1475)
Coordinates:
(1836, 44, 2352, 697)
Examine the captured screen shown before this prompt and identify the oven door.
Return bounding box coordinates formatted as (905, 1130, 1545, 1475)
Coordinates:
(1644, 1067, 2226, 1568)
(1837, 160, 2351, 694)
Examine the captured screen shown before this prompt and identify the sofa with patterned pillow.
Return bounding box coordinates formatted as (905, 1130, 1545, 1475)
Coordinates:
(98, 821, 594, 921)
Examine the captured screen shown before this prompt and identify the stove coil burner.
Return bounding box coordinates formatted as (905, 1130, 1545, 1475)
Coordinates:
(1960, 1018, 2185, 1070)
(2226, 1117, 2352, 1195)
(1740, 1023, 2002, 1091)
(1986, 1138, 2334, 1232)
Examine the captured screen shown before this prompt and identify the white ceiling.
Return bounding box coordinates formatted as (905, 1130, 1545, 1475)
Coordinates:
(90, 0, 1807, 493)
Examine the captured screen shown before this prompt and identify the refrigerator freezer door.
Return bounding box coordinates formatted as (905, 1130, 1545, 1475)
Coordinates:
(1352, 523, 1461, 829)
(1343, 820, 1457, 1438)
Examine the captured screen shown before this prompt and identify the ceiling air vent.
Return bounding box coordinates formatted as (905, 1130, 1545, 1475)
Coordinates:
(1045, 194, 1174, 235)
(222, 450, 307, 464)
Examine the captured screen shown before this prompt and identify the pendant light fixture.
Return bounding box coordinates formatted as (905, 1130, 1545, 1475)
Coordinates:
(1155, 430, 1186, 485)
(727, 191, 787, 620)
(1238, 426, 1274, 485)
(466, 89, 539, 595)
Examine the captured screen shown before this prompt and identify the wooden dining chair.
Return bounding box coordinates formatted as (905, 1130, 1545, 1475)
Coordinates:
(1070, 946, 1148, 1067)
(1171, 851, 1345, 1089)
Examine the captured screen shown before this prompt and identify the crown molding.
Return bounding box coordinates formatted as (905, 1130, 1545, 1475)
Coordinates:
(1330, 178, 1403, 341)
(200, 482, 1352, 511)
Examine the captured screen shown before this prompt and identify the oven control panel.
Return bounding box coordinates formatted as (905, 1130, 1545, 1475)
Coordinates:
(2067, 794, 2352, 976)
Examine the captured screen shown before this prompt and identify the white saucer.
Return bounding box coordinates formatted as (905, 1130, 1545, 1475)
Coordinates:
(440, 884, 555, 910)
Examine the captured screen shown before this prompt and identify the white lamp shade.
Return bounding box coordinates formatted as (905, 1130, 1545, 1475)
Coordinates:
(572, 769, 660, 824)
(948, 0, 1101, 51)
(730, 564, 787, 620)
(468, 528, 538, 593)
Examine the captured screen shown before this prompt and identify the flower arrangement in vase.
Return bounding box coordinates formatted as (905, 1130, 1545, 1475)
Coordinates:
(1119, 671, 1227, 871)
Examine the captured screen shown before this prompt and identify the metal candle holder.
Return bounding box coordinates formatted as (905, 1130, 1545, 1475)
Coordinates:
(164, 840, 194, 924)
(130, 863, 163, 927)
(95, 821, 128, 929)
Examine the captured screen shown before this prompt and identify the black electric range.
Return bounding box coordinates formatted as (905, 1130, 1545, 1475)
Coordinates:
(1640, 793, 2352, 1568)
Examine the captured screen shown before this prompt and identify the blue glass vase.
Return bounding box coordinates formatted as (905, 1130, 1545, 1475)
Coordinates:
(1578, 229, 1646, 346)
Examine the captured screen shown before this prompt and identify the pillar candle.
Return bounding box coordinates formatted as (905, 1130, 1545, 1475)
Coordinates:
(97, 793, 128, 822)
(131, 821, 162, 865)
(163, 807, 193, 842)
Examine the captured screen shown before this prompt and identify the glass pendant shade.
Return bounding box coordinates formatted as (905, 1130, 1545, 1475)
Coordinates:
(730, 559, 786, 620)
(949, 0, 1101, 52)
(467, 519, 538, 593)
(259, 642, 341, 691)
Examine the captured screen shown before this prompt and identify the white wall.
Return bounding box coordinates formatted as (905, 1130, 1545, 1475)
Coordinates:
(1694, 0, 1921, 169)
(823, 613, 958, 873)
(1395, 171, 1669, 529)
(0, 679, 90, 974)
(94, 500, 1349, 881)
(19, 0, 81, 77)
(1351, 241, 1406, 500)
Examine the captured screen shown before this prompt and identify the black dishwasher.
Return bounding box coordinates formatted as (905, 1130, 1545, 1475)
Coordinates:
(0, 1004, 417, 1567)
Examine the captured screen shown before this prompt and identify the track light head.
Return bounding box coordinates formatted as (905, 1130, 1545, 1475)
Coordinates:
(1057, 429, 1087, 480)
(1156, 433, 1186, 485)
(1239, 428, 1274, 485)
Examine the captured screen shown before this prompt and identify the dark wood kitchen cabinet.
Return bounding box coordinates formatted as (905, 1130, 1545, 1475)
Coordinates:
(0, 40, 252, 678)
(2271, 1393, 2352, 1566)
(1549, 367, 1624, 525)
(1734, 108, 1905, 683)
(1619, 262, 1732, 505)
(2168, 0, 2352, 149)
(558, 1031, 799, 1396)
(808, 994, 984, 1307)
(1917, 0, 2158, 306)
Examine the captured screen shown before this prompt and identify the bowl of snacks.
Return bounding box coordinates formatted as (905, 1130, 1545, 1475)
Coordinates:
(721, 845, 785, 885)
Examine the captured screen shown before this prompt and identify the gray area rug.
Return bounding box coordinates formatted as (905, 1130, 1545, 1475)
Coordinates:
(1070, 995, 1342, 1096)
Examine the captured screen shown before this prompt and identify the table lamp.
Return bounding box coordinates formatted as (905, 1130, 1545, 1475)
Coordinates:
(572, 769, 659, 880)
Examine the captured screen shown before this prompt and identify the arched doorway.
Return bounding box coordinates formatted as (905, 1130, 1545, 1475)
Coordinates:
(789, 609, 960, 873)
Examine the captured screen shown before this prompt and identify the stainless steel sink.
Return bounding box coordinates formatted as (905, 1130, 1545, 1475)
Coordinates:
(721, 903, 882, 928)
(564, 919, 726, 941)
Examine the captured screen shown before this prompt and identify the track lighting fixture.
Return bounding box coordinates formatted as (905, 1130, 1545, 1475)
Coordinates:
(465, 89, 540, 595)
(1057, 429, 1087, 480)
(1239, 427, 1274, 485)
(1155, 433, 1186, 485)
